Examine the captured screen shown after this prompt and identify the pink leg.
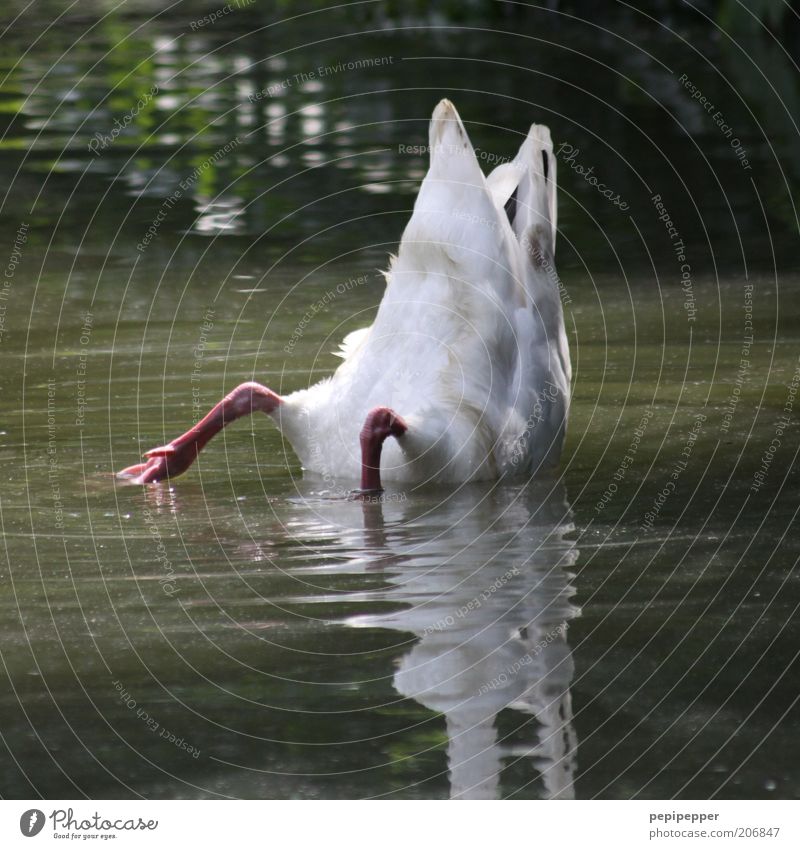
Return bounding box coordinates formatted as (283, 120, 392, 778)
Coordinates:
(357, 406, 408, 494)
(117, 382, 282, 484)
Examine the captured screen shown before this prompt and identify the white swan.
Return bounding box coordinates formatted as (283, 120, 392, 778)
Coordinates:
(118, 99, 571, 492)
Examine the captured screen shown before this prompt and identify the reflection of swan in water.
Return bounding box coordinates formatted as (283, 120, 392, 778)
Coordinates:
(303, 480, 580, 799)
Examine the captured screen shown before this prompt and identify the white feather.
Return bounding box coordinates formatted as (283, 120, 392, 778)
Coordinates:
(332, 326, 371, 360)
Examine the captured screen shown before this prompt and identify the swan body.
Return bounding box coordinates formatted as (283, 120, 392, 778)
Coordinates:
(119, 100, 571, 491)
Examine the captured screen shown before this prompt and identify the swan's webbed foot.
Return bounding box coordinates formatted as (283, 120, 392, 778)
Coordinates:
(117, 442, 196, 484)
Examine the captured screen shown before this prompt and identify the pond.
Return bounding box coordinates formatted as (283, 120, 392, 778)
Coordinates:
(1, 3, 798, 799)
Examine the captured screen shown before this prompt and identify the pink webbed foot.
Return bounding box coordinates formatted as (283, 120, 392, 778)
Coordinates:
(117, 443, 196, 485)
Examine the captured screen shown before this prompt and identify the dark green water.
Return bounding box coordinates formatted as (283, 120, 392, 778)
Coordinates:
(1, 2, 799, 799)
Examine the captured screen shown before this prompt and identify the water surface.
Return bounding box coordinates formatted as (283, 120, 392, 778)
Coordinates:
(1, 3, 799, 799)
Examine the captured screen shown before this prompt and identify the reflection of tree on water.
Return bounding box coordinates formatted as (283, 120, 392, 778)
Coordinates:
(348, 481, 580, 799)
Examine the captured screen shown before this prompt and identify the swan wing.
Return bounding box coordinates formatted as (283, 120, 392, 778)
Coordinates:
(363, 100, 524, 422)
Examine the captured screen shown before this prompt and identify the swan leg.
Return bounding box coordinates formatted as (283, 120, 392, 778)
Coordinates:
(117, 382, 282, 484)
(355, 406, 408, 495)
